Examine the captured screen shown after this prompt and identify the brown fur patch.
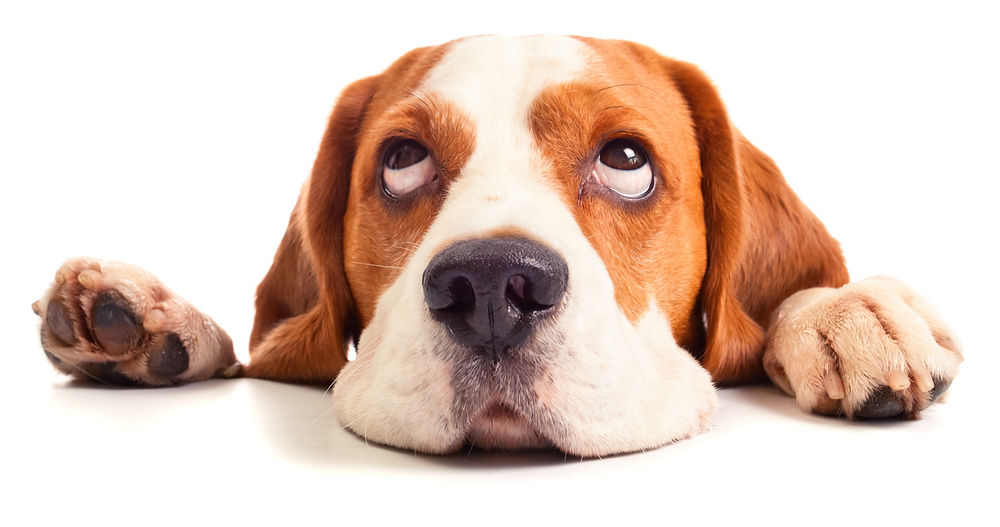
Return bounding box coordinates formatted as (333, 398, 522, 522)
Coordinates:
(248, 44, 464, 382)
(528, 68, 706, 348)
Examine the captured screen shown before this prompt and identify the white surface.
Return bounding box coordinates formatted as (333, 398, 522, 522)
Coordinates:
(2, 1, 997, 525)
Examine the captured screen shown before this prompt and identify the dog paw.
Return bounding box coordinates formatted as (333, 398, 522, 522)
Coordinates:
(33, 258, 241, 386)
(763, 276, 962, 419)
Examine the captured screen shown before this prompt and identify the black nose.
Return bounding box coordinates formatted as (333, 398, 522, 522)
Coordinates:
(422, 237, 568, 361)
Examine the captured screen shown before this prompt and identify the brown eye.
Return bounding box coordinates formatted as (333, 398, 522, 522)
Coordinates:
(599, 138, 647, 170)
(593, 139, 653, 198)
(383, 140, 436, 197)
(386, 140, 429, 170)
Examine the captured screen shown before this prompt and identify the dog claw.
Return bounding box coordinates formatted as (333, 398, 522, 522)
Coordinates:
(221, 363, 243, 378)
(822, 368, 845, 400)
(914, 371, 935, 393)
(31, 300, 42, 316)
(885, 370, 910, 391)
(78, 269, 102, 290)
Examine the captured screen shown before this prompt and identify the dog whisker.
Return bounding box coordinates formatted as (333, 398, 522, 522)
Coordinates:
(325, 336, 380, 396)
(351, 262, 406, 270)
(291, 402, 337, 439)
(392, 241, 420, 252)
(65, 360, 114, 386)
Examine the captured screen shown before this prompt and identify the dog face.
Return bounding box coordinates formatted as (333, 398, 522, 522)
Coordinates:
(320, 36, 715, 456)
(250, 34, 849, 457)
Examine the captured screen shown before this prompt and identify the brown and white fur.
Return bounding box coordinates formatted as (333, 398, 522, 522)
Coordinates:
(33, 36, 963, 458)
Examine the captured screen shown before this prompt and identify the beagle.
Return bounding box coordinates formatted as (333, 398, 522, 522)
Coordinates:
(33, 36, 963, 457)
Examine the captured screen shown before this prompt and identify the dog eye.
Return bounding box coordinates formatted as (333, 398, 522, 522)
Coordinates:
(593, 139, 653, 198)
(383, 140, 436, 197)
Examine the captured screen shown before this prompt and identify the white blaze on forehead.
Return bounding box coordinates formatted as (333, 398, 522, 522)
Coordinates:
(417, 35, 587, 148)
(413, 35, 590, 240)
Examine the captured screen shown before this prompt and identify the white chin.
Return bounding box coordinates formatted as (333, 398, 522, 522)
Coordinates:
(463, 403, 555, 451)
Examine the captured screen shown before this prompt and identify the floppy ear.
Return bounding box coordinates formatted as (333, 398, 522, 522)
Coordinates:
(245, 77, 375, 383)
(663, 60, 850, 385)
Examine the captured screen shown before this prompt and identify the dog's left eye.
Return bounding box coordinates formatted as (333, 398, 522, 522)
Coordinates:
(593, 139, 653, 198)
(383, 140, 437, 197)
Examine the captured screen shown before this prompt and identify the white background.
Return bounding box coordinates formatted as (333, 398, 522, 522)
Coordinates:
(2, 1, 997, 525)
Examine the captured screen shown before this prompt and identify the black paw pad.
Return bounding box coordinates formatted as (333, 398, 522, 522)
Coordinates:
(90, 362, 140, 386)
(44, 350, 63, 365)
(92, 291, 140, 355)
(148, 333, 189, 377)
(855, 386, 906, 419)
(46, 300, 76, 345)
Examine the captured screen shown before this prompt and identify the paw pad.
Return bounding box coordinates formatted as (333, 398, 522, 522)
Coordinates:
(91, 290, 141, 356)
(148, 333, 190, 377)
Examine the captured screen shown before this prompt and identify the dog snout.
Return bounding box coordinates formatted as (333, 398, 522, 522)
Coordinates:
(422, 237, 568, 360)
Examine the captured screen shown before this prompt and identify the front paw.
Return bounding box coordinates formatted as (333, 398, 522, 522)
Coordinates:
(33, 258, 241, 386)
(763, 276, 962, 419)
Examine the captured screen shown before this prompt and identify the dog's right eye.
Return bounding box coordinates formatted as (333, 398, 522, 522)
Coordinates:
(383, 140, 436, 197)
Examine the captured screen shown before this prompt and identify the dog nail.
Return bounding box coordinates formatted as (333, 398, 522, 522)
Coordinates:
(31, 300, 41, 316)
(78, 269, 102, 290)
(92, 290, 140, 355)
(886, 371, 910, 391)
(46, 300, 77, 345)
(914, 371, 935, 393)
(822, 368, 845, 400)
(148, 333, 189, 377)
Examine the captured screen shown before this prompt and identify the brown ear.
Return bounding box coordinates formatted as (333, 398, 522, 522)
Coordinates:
(245, 77, 375, 383)
(663, 59, 850, 385)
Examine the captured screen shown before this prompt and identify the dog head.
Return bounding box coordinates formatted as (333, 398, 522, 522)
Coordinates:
(288, 36, 845, 456)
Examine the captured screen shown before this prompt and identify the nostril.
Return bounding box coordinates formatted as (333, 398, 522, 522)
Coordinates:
(449, 276, 476, 311)
(505, 274, 556, 313)
(508, 275, 527, 301)
(426, 275, 476, 313)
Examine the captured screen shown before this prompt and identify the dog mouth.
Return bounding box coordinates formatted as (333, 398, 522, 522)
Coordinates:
(463, 401, 556, 451)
